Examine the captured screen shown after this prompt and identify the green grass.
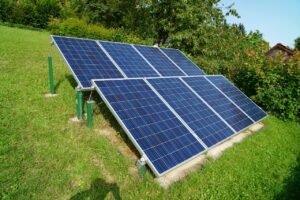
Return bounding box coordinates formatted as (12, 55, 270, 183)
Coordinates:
(0, 25, 299, 200)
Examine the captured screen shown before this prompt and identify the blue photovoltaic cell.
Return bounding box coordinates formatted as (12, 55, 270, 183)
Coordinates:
(148, 78, 235, 147)
(183, 77, 253, 132)
(52, 36, 123, 88)
(161, 48, 205, 75)
(207, 76, 267, 121)
(134, 45, 185, 76)
(100, 42, 159, 78)
(94, 79, 205, 175)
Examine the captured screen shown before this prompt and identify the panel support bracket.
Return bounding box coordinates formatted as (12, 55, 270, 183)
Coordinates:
(76, 87, 83, 120)
(86, 100, 94, 128)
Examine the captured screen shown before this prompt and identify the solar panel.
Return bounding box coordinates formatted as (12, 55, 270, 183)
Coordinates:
(183, 77, 253, 132)
(148, 78, 235, 147)
(93, 79, 205, 176)
(52, 35, 268, 176)
(134, 45, 186, 76)
(160, 48, 205, 75)
(51, 36, 123, 88)
(100, 42, 159, 78)
(207, 76, 267, 121)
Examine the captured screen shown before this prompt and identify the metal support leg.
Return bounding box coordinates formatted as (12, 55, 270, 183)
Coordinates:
(48, 56, 55, 95)
(76, 88, 83, 120)
(87, 100, 94, 128)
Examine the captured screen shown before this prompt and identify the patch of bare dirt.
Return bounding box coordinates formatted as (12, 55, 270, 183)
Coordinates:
(97, 125, 138, 161)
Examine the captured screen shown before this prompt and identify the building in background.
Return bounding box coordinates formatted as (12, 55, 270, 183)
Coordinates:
(266, 43, 294, 60)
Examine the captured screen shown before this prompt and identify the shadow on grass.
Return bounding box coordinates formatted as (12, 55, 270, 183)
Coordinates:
(275, 155, 300, 200)
(54, 78, 65, 92)
(66, 74, 78, 89)
(70, 178, 122, 200)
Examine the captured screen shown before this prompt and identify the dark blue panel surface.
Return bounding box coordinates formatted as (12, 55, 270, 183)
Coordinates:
(148, 78, 235, 147)
(161, 48, 205, 75)
(52, 36, 123, 88)
(183, 77, 253, 132)
(100, 42, 159, 78)
(94, 79, 205, 175)
(207, 76, 267, 121)
(134, 45, 185, 76)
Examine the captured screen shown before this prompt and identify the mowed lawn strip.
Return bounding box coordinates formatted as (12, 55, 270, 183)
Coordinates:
(0, 25, 299, 200)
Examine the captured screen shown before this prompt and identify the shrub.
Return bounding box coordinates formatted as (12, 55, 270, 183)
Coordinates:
(0, 0, 61, 28)
(253, 61, 300, 120)
(48, 18, 151, 45)
(0, 0, 14, 22)
(35, 0, 61, 28)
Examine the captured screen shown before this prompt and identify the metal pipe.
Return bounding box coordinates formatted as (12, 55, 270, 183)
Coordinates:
(76, 88, 83, 120)
(48, 56, 55, 95)
(87, 100, 94, 128)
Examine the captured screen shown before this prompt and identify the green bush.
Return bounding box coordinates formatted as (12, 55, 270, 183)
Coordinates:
(0, 0, 61, 28)
(0, 0, 14, 22)
(253, 62, 300, 120)
(48, 18, 151, 45)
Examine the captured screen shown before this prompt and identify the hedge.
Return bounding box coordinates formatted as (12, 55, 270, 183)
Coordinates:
(48, 18, 151, 45)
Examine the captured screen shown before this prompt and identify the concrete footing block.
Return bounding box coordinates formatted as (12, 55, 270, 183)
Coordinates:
(44, 93, 58, 97)
(155, 155, 207, 188)
(230, 130, 252, 144)
(69, 116, 82, 123)
(207, 140, 234, 159)
(248, 123, 264, 132)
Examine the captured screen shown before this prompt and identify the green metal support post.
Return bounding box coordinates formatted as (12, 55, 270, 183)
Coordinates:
(87, 100, 94, 128)
(76, 88, 83, 120)
(137, 157, 146, 177)
(139, 165, 145, 177)
(48, 56, 55, 95)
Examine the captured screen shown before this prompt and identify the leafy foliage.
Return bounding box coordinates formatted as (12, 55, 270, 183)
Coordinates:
(0, 0, 61, 28)
(48, 18, 151, 44)
(254, 62, 300, 120)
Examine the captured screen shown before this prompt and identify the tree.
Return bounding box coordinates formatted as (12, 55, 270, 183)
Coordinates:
(295, 36, 300, 50)
(149, 0, 237, 51)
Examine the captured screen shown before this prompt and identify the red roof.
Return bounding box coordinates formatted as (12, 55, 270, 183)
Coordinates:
(266, 43, 294, 56)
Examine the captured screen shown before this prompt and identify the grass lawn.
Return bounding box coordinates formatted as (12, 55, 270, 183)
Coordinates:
(0, 25, 299, 200)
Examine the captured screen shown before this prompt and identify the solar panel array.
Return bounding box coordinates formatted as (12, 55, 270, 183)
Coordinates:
(52, 35, 267, 176)
(52, 36, 123, 88)
(52, 36, 205, 89)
